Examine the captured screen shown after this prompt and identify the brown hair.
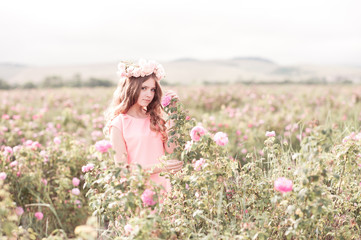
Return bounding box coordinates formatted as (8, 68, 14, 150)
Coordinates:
(104, 73, 167, 142)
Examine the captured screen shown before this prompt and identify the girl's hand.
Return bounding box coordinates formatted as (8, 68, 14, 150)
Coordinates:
(164, 159, 183, 173)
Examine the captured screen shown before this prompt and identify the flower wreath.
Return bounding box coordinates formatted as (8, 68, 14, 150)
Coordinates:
(117, 58, 165, 81)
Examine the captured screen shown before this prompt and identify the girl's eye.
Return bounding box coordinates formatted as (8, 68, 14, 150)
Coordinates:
(151, 89, 156, 92)
(141, 87, 146, 90)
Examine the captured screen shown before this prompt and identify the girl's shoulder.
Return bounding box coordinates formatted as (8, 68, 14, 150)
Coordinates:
(111, 113, 149, 129)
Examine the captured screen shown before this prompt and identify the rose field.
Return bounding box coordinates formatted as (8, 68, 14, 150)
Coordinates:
(1, 84, 361, 239)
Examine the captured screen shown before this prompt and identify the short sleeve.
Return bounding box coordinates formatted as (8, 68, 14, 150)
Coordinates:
(109, 115, 123, 135)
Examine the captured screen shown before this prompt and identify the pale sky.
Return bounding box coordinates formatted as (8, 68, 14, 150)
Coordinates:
(0, 0, 360, 66)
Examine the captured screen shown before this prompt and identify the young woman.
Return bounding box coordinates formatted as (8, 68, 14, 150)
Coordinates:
(104, 59, 183, 192)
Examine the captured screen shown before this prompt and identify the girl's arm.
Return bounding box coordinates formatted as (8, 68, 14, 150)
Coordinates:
(110, 127, 128, 166)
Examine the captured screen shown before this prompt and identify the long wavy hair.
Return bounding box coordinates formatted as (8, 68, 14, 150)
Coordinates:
(104, 73, 167, 142)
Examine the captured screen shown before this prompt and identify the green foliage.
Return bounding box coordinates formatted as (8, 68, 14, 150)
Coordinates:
(1, 85, 361, 238)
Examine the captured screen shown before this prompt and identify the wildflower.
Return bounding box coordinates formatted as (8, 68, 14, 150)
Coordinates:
(213, 132, 228, 146)
(266, 131, 276, 137)
(274, 177, 293, 193)
(72, 177, 80, 186)
(95, 140, 112, 153)
(141, 189, 156, 206)
(186, 116, 191, 120)
(190, 126, 206, 142)
(35, 212, 43, 220)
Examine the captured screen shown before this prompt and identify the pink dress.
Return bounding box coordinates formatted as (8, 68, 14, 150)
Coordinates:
(110, 113, 171, 192)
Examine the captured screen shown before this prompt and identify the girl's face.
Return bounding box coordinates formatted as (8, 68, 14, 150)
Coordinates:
(137, 77, 156, 108)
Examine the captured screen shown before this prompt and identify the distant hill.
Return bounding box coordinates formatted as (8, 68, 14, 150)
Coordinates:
(1, 58, 361, 85)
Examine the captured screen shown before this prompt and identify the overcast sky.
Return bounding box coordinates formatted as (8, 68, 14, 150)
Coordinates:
(0, 0, 360, 66)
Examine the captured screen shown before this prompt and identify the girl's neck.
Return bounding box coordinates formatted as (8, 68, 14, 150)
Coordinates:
(127, 105, 148, 118)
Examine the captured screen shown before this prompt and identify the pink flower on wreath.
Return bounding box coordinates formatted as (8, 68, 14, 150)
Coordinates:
(266, 131, 276, 137)
(161, 95, 172, 107)
(72, 177, 80, 186)
(190, 126, 206, 142)
(194, 158, 206, 171)
(35, 212, 43, 220)
(274, 177, 293, 193)
(95, 140, 112, 153)
(213, 132, 229, 146)
(141, 189, 156, 206)
(82, 163, 94, 173)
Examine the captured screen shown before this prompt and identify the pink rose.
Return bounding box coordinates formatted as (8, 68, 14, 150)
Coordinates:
(2, 114, 10, 120)
(15, 207, 24, 216)
(9, 161, 18, 167)
(186, 116, 191, 121)
(265, 131, 276, 137)
(142, 62, 156, 76)
(185, 141, 193, 151)
(53, 137, 61, 145)
(194, 158, 206, 171)
(0, 172, 6, 180)
(35, 212, 43, 220)
(4, 146, 13, 155)
(132, 67, 141, 78)
(82, 163, 95, 173)
(190, 126, 206, 142)
(274, 177, 293, 193)
(126, 66, 135, 78)
(141, 189, 156, 206)
(161, 95, 172, 107)
(31, 141, 41, 150)
(213, 132, 229, 146)
(124, 224, 133, 235)
(72, 188, 80, 195)
(72, 177, 80, 186)
(95, 140, 112, 153)
(25, 140, 33, 146)
(13, 146, 21, 153)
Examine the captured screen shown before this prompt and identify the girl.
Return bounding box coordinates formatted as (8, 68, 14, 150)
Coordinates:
(104, 59, 183, 192)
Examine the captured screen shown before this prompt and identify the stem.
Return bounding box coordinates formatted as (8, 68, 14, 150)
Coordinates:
(337, 155, 347, 195)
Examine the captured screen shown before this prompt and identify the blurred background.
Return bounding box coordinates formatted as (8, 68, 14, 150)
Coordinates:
(0, 0, 361, 88)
